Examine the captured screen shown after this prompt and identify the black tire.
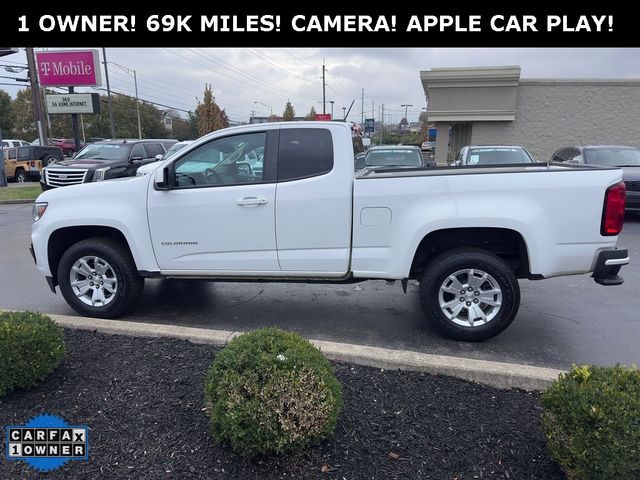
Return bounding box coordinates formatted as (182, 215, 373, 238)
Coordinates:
(419, 248, 520, 342)
(64, 149, 74, 157)
(15, 169, 26, 183)
(43, 155, 57, 166)
(58, 238, 144, 318)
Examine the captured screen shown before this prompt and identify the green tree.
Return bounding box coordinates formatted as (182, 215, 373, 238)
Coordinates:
(0, 90, 15, 138)
(195, 84, 227, 136)
(305, 106, 317, 120)
(11, 89, 38, 140)
(82, 93, 166, 140)
(283, 101, 295, 121)
(419, 111, 429, 138)
(168, 111, 195, 141)
(219, 109, 230, 129)
(399, 117, 409, 131)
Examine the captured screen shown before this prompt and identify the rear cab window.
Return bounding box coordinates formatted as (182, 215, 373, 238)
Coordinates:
(277, 128, 334, 181)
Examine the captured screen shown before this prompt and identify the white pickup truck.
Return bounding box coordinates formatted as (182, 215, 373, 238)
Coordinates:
(30, 122, 629, 341)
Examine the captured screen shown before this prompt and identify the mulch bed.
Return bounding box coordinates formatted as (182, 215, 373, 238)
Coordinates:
(0, 330, 564, 479)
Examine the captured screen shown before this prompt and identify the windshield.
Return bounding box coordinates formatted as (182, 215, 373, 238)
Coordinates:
(365, 149, 422, 167)
(74, 144, 130, 161)
(585, 148, 640, 166)
(162, 142, 190, 160)
(466, 147, 533, 165)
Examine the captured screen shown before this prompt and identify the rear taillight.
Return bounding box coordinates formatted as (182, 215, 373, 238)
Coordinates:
(601, 181, 626, 236)
(30, 161, 35, 167)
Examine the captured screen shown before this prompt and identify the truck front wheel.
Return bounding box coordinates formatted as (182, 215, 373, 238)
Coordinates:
(58, 238, 144, 318)
(419, 249, 520, 342)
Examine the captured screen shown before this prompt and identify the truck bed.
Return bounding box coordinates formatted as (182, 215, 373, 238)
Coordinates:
(356, 162, 619, 179)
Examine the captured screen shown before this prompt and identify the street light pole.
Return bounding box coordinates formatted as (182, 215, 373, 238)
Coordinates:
(254, 101, 273, 116)
(102, 48, 116, 139)
(342, 106, 346, 120)
(329, 100, 334, 119)
(109, 62, 142, 139)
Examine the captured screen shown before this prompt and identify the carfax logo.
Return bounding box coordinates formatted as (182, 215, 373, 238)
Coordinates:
(5, 414, 89, 472)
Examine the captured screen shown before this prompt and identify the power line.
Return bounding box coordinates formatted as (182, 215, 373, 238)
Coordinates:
(279, 48, 317, 68)
(247, 49, 322, 86)
(189, 48, 317, 105)
(163, 49, 313, 108)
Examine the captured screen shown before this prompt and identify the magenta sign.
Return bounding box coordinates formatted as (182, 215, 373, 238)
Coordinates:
(36, 50, 102, 87)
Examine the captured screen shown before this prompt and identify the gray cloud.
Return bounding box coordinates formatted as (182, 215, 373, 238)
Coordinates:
(2, 48, 639, 123)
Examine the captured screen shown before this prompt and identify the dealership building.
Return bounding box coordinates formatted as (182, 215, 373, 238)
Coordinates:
(420, 66, 640, 164)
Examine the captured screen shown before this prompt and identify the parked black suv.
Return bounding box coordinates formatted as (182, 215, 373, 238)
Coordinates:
(41, 139, 177, 190)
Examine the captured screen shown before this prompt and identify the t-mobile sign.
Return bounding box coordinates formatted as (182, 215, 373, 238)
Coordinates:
(36, 50, 102, 87)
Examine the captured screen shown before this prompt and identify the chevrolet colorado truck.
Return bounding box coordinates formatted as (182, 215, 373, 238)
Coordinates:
(30, 122, 629, 341)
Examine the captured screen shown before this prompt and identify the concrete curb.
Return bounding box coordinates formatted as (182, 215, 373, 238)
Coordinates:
(43, 313, 564, 391)
(0, 199, 35, 205)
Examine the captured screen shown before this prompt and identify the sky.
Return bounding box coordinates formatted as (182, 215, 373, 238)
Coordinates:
(1, 48, 640, 124)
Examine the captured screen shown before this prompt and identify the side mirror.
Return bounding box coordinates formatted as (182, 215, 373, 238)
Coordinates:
(130, 155, 143, 163)
(355, 156, 366, 171)
(154, 166, 171, 190)
(155, 154, 163, 161)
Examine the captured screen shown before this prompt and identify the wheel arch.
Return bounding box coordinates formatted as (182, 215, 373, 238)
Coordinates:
(47, 226, 136, 287)
(409, 227, 531, 280)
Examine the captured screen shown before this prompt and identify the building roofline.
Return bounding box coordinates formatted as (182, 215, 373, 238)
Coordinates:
(520, 78, 640, 86)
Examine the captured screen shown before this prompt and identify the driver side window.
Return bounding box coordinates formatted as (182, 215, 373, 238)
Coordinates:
(173, 132, 266, 188)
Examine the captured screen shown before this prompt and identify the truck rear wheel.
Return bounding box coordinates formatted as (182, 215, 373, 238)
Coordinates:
(58, 238, 144, 318)
(419, 248, 520, 341)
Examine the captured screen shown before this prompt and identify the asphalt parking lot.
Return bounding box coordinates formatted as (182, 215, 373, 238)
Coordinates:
(1, 202, 638, 370)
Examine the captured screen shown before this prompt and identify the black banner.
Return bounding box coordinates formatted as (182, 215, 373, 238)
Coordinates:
(1, 5, 637, 47)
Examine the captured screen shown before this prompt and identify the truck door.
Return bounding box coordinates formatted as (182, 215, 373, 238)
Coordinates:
(147, 130, 280, 273)
(275, 125, 353, 274)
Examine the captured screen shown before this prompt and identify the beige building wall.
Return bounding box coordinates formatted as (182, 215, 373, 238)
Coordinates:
(471, 80, 640, 162)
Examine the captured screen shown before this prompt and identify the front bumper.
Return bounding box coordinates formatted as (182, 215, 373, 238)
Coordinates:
(592, 248, 628, 286)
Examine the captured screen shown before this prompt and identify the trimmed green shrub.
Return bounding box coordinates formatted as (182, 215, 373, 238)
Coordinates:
(204, 328, 342, 456)
(541, 365, 640, 480)
(0, 311, 66, 397)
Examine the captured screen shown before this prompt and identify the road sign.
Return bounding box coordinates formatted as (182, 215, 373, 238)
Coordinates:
(36, 50, 102, 87)
(364, 118, 375, 133)
(46, 93, 101, 114)
(316, 113, 332, 121)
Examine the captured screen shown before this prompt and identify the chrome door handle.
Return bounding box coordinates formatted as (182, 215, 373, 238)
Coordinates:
(236, 196, 268, 207)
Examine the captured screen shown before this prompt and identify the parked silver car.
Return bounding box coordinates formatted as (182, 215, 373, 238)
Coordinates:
(454, 145, 535, 166)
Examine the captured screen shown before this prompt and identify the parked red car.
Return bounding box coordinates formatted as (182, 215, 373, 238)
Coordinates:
(49, 138, 85, 157)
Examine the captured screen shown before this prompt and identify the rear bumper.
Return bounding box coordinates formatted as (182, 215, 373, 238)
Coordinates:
(592, 248, 628, 286)
(626, 190, 640, 210)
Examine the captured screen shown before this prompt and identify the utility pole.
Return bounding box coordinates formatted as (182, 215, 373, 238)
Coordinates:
(25, 48, 46, 146)
(133, 69, 141, 139)
(69, 86, 81, 152)
(361, 88, 364, 126)
(379, 104, 384, 145)
(102, 48, 116, 139)
(322, 59, 326, 115)
(401, 104, 412, 121)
